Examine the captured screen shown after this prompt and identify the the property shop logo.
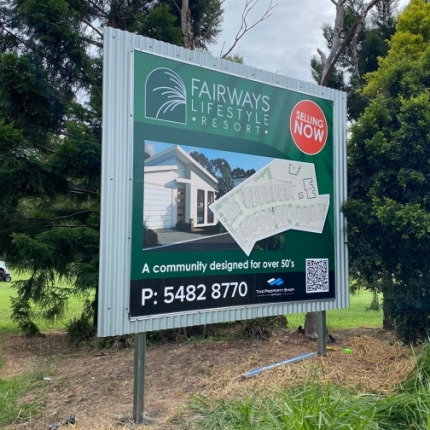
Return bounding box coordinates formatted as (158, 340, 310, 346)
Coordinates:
(145, 67, 270, 136)
(256, 278, 295, 297)
(267, 277, 284, 287)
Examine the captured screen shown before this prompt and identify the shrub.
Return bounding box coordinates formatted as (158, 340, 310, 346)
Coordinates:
(240, 316, 287, 340)
(65, 313, 95, 343)
(143, 222, 160, 248)
(254, 233, 285, 251)
(98, 335, 134, 349)
(175, 221, 191, 232)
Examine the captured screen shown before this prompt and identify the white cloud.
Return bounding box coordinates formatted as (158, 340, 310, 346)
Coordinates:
(145, 142, 155, 156)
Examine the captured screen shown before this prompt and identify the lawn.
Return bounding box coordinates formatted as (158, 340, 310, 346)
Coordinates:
(287, 290, 382, 330)
(0, 360, 46, 428)
(0, 271, 85, 334)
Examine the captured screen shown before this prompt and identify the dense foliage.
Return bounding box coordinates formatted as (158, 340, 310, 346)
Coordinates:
(344, 0, 430, 343)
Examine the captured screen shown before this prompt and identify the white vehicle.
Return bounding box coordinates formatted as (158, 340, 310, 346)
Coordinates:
(0, 261, 11, 282)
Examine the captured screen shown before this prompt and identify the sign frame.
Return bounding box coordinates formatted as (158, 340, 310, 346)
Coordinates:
(98, 27, 348, 337)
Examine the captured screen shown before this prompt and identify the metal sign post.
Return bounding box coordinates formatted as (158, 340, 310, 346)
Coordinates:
(316, 311, 327, 356)
(133, 332, 146, 424)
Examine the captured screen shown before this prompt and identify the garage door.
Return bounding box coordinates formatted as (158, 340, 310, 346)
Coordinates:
(144, 184, 174, 230)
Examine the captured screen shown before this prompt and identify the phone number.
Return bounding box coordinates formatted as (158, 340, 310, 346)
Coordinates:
(141, 282, 248, 306)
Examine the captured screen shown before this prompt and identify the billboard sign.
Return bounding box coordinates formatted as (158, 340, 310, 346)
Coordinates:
(130, 50, 335, 319)
(98, 28, 347, 336)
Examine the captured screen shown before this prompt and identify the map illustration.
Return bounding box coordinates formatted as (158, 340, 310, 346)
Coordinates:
(209, 160, 330, 256)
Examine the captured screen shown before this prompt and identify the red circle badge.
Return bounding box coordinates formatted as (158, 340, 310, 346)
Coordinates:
(290, 100, 328, 155)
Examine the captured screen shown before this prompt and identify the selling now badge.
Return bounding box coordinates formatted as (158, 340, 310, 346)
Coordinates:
(290, 100, 328, 155)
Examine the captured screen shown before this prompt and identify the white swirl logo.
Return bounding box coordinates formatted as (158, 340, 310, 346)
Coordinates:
(145, 68, 187, 124)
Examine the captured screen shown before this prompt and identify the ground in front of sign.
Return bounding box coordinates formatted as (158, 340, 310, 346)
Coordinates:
(1, 327, 413, 429)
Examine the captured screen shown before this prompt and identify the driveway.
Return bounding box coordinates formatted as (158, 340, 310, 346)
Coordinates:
(154, 229, 210, 245)
(150, 229, 241, 252)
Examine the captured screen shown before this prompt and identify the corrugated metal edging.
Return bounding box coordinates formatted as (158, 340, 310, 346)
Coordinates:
(335, 74, 349, 302)
(98, 28, 349, 337)
(128, 300, 338, 334)
(99, 27, 136, 336)
(338, 89, 349, 310)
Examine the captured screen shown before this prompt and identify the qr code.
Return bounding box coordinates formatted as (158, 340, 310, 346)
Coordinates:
(306, 259, 329, 293)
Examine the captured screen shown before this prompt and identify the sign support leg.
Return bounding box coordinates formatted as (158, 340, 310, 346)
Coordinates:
(316, 311, 326, 356)
(133, 332, 146, 424)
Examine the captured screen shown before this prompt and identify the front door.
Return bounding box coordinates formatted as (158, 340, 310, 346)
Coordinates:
(177, 187, 186, 223)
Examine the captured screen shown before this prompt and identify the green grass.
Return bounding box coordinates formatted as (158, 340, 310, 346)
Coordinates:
(0, 370, 46, 427)
(0, 272, 74, 426)
(0, 338, 47, 427)
(287, 290, 382, 330)
(0, 271, 86, 334)
(186, 344, 430, 430)
(187, 381, 430, 430)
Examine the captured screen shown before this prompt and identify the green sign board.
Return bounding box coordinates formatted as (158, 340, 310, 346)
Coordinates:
(130, 50, 335, 318)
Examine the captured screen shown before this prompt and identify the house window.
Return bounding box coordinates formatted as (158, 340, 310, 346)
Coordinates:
(197, 189, 205, 224)
(207, 191, 215, 223)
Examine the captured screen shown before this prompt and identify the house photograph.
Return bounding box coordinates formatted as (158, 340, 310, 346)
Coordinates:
(142, 141, 273, 252)
(144, 144, 219, 231)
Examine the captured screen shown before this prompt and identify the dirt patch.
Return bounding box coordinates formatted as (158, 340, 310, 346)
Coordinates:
(1, 327, 415, 430)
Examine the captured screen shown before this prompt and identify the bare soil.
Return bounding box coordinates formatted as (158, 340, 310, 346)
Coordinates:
(1, 327, 415, 430)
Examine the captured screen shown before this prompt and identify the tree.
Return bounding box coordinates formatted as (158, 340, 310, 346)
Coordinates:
(317, 0, 383, 87)
(219, 0, 276, 59)
(0, 0, 228, 335)
(343, 0, 430, 343)
(132, 3, 183, 46)
(162, 0, 223, 50)
(210, 158, 234, 197)
(189, 152, 234, 198)
(311, 0, 399, 122)
(231, 167, 256, 178)
(0, 0, 100, 335)
(161, 0, 276, 54)
(304, 0, 391, 339)
(189, 150, 214, 175)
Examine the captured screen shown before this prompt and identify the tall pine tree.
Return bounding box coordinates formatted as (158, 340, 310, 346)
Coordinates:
(0, 0, 224, 334)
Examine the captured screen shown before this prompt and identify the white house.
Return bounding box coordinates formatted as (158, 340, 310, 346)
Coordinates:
(144, 145, 218, 230)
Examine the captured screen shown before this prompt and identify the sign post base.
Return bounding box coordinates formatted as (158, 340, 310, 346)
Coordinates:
(133, 332, 146, 424)
(317, 311, 327, 356)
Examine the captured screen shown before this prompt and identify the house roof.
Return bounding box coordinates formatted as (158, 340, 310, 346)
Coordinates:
(145, 145, 218, 183)
(144, 165, 178, 173)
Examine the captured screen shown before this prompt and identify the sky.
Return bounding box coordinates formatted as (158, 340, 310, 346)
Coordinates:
(210, 0, 410, 82)
(146, 141, 273, 173)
